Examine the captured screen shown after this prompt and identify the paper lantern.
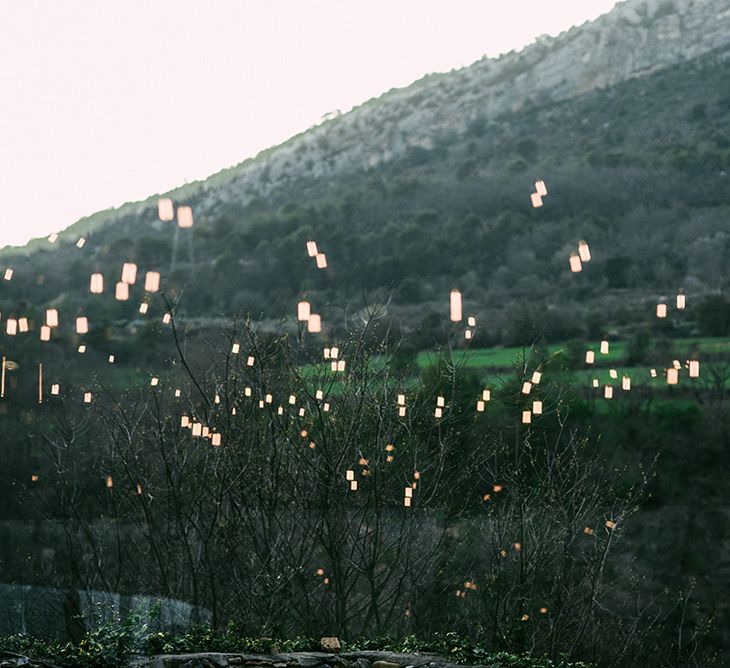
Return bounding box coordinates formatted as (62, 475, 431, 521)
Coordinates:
(337, 360, 345, 371)
(3, 268, 12, 281)
(158, 198, 174, 221)
(40, 326, 51, 341)
(437, 396, 445, 407)
(346, 470, 355, 481)
(465, 329, 472, 340)
(467, 316, 476, 327)
(150, 377, 159, 386)
(306, 240, 318, 257)
(177, 206, 193, 228)
(531, 370, 542, 384)
(83, 392, 92, 403)
(398, 406, 406, 417)
(144, 271, 160, 292)
(689, 360, 700, 378)
(316, 253, 327, 269)
(211, 433, 222, 446)
(405, 487, 413, 498)
(175, 389, 181, 397)
(533, 400, 543, 415)
(121, 262, 137, 285)
(676, 291, 686, 310)
(330, 346, 339, 359)
(600, 340, 609, 355)
(476, 400, 485, 412)
(622, 376, 631, 391)
(482, 389, 491, 401)
(323, 347, 331, 359)
(108, 355, 115, 363)
(289, 394, 296, 405)
(604, 385, 613, 399)
(247, 355, 255, 366)
(656, 303, 667, 318)
(192, 423, 202, 437)
(404, 497, 411, 507)
(315, 389, 323, 400)
(115, 282, 129, 301)
(522, 410, 532, 424)
(297, 301, 311, 321)
(578, 240, 591, 262)
(569, 254, 582, 273)
(521, 381, 532, 395)
(202, 426, 210, 438)
(434, 407, 442, 418)
(51, 384, 60, 395)
(6, 319, 17, 336)
(231, 343, 240, 354)
(299, 407, 305, 416)
(609, 369, 617, 379)
(139, 303, 148, 314)
(162, 313, 171, 324)
(585, 350, 595, 364)
(535, 180, 548, 196)
(78, 345, 86, 353)
(18, 318, 28, 333)
(450, 289, 462, 322)
(592, 378, 599, 388)
(76, 317, 88, 334)
(531, 192, 543, 208)
(673, 359, 681, 370)
(265, 393, 272, 404)
(46, 309, 58, 328)
(181, 416, 190, 428)
(90, 273, 104, 293)
(106, 476, 113, 489)
(308, 314, 322, 333)
(667, 368, 678, 385)
(76, 237, 86, 248)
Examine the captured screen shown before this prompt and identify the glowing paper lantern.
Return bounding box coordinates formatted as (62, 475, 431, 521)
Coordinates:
(689, 360, 700, 378)
(297, 301, 311, 321)
(51, 384, 60, 395)
(211, 433, 222, 446)
(76, 317, 88, 334)
(231, 343, 240, 354)
(158, 198, 174, 222)
(306, 240, 318, 257)
(609, 369, 618, 379)
(600, 340, 609, 355)
(115, 282, 129, 301)
(434, 407, 442, 418)
(3, 268, 12, 281)
(465, 330, 472, 340)
(450, 289, 462, 322)
(162, 313, 171, 324)
(192, 423, 202, 437)
(482, 389, 491, 401)
(531, 192, 543, 208)
(604, 385, 613, 399)
(650, 369, 657, 378)
(76, 237, 86, 248)
(150, 377, 159, 386)
(83, 392, 92, 403)
(308, 314, 322, 333)
(90, 273, 104, 294)
(569, 254, 582, 273)
(18, 318, 28, 332)
(476, 400, 485, 412)
(346, 470, 355, 481)
(398, 406, 406, 417)
(585, 351, 595, 364)
(6, 319, 17, 336)
(578, 240, 591, 262)
(531, 371, 542, 384)
(622, 376, 631, 391)
(181, 416, 190, 428)
(108, 355, 115, 363)
(289, 394, 296, 405)
(535, 180, 548, 196)
(121, 263, 137, 284)
(144, 271, 160, 292)
(139, 303, 148, 314)
(177, 206, 193, 228)
(532, 400, 543, 415)
(676, 291, 686, 310)
(397, 394, 405, 405)
(656, 303, 667, 318)
(315, 253, 327, 269)
(330, 347, 339, 359)
(78, 345, 86, 353)
(468, 316, 476, 327)
(667, 368, 678, 385)
(46, 309, 58, 328)
(247, 356, 255, 366)
(521, 382, 532, 395)
(40, 326, 51, 341)
(592, 379, 599, 388)
(522, 410, 532, 424)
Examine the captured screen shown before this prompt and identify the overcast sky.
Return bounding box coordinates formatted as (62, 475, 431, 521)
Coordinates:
(0, 1, 619, 247)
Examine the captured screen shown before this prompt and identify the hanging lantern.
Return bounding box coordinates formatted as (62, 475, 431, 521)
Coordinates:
(521, 381, 532, 395)
(46, 309, 58, 328)
(40, 325, 51, 341)
(3, 268, 13, 281)
(308, 314, 322, 333)
(90, 273, 104, 294)
(76, 317, 88, 334)
(211, 433, 222, 446)
(108, 355, 115, 363)
(83, 392, 92, 403)
(144, 271, 161, 292)
(297, 301, 311, 321)
(306, 240, 318, 257)
(476, 400, 485, 412)
(121, 263, 137, 285)
(531, 370, 542, 384)
(162, 313, 171, 324)
(667, 368, 678, 385)
(115, 282, 129, 301)
(450, 289, 462, 322)
(689, 360, 700, 378)
(51, 384, 60, 395)
(467, 316, 476, 327)
(604, 385, 613, 399)
(532, 400, 543, 415)
(158, 198, 174, 222)
(676, 291, 686, 310)
(522, 410, 532, 424)
(139, 303, 149, 314)
(531, 192, 543, 208)
(609, 369, 617, 379)
(316, 253, 328, 269)
(18, 318, 28, 333)
(177, 205, 194, 228)
(569, 253, 582, 273)
(656, 303, 667, 318)
(578, 240, 591, 262)
(535, 180, 548, 196)
(6, 319, 17, 336)
(76, 237, 86, 248)
(592, 378, 599, 388)
(600, 340, 609, 355)
(622, 376, 631, 391)
(585, 350, 595, 364)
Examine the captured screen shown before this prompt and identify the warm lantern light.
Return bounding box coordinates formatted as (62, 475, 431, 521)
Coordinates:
(656, 303, 667, 318)
(306, 240, 318, 257)
(76, 317, 88, 334)
(689, 360, 700, 378)
(40, 326, 51, 341)
(139, 303, 148, 314)
(121, 263, 137, 284)
(450, 289, 462, 322)
(211, 433, 222, 446)
(83, 392, 92, 403)
(231, 343, 240, 354)
(531, 370, 542, 384)
(108, 355, 115, 363)
(482, 389, 491, 401)
(437, 396, 445, 407)
(297, 301, 311, 321)
(162, 313, 171, 324)
(397, 394, 405, 405)
(530, 192, 543, 208)
(535, 179, 548, 196)
(609, 369, 618, 379)
(76, 237, 86, 248)
(177, 206, 194, 228)
(315, 253, 327, 269)
(667, 368, 678, 385)
(650, 368, 657, 377)
(604, 385, 613, 399)
(3, 268, 12, 281)
(476, 400, 485, 412)
(600, 340, 609, 355)
(522, 410, 532, 424)
(346, 470, 355, 481)
(246, 356, 255, 367)
(622, 376, 631, 391)
(465, 329, 472, 340)
(18, 318, 28, 332)
(585, 350, 595, 364)
(144, 271, 160, 292)
(521, 382, 532, 395)
(532, 400, 543, 415)
(158, 198, 174, 222)
(51, 384, 60, 395)
(578, 240, 591, 262)
(90, 273, 104, 293)
(308, 314, 322, 333)
(115, 282, 129, 301)
(467, 316, 476, 327)
(46, 309, 58, 328)
(150, 377, 159, 386)
(78, 345, 86, 353)
(434, 407, 442, 418)
(676, 291, 686, 310)
(592, 378, 599, 388)
(6, 319, 17, 336)
(569, 254, 582, 273)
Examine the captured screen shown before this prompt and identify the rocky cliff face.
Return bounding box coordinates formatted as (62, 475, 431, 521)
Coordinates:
(185, 0, 730, 212)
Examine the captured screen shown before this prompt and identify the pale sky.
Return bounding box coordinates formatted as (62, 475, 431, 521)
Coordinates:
(0, 1, 619, 248)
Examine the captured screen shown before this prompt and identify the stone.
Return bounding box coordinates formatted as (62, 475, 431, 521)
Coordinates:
(320, 638, 341, 653)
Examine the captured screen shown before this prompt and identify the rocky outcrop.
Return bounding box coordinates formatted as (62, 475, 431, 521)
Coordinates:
(129, 651, 500, 668)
